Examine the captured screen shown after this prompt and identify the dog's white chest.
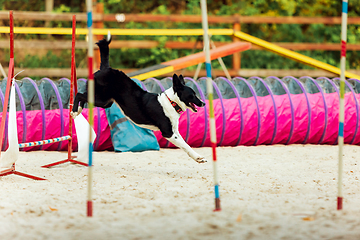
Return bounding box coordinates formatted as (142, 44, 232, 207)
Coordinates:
(157, 94, 180, 131)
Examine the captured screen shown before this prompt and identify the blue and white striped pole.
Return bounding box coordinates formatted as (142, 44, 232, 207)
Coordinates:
(200, 0, 221, 211)
(337, 0, 348, 211)
(86, 0, 95, 217)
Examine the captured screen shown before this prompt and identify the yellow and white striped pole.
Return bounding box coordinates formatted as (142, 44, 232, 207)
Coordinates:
(200, 0, 220, 211)
(86, 0, 95, 217)
(337, 0, 349, 211)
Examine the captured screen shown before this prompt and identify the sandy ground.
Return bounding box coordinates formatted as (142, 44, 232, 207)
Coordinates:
(1, 145, 360, 240)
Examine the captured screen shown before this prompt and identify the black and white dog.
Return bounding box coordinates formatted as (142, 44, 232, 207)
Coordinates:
(71, 34, 207, 163)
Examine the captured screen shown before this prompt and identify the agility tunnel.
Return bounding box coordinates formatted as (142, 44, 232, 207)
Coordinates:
(1, 76, 360, 151)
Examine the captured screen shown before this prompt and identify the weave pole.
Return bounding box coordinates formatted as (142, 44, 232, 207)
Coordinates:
(337, 0, 349, 211)
(68, 15, 77, 163)
(200, 0, 221, 211)
(0, 11, 14, 158)
(86, 0, 95, 217)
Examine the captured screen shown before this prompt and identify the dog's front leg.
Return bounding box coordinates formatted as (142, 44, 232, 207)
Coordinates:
(166, 133, 207, 163)
(71, 92, 87, 118)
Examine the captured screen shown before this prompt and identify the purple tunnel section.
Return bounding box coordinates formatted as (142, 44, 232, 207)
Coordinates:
(0, 76, 360, 151)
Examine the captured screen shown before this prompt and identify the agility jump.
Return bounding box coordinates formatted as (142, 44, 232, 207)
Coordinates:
(40, 15, 88, 169)
(0, 12, 87, 180)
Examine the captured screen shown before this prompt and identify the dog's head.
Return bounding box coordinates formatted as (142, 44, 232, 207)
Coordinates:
(96, 31, 112, 48)
(172, 73, 205, 112)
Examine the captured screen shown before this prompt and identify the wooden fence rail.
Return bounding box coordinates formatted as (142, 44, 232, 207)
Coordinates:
(1, 10, 359, 78)
(1, 11, 360, 24)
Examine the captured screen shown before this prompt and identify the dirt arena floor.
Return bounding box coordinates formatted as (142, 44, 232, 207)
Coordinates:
(1, 145, 360, 240)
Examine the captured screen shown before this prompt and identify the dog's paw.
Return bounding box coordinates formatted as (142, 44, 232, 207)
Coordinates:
(70, 111, 78, 119)
(195, 156, 207, 163)
(71, 107, 83, 119)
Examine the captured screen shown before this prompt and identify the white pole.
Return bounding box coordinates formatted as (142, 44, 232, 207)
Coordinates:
(200, 0, 221, 211)
(86, 0, 94, 217)
(337, 0, 348, 210)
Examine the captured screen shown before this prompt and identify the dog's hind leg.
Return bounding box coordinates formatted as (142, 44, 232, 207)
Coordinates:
(166, 133, 207, 163)
(94, 98, 113, 109)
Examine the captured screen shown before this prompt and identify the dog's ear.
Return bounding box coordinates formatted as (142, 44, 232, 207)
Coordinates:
(173, 73, 184, 92)
(179, 74, 185, 86)
(106, 31, 112, 44)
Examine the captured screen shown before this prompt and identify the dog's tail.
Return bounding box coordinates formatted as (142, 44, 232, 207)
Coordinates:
(96, 31, 112, 70)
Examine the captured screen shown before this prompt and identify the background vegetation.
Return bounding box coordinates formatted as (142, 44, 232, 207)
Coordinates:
(0, 0, 359, 72)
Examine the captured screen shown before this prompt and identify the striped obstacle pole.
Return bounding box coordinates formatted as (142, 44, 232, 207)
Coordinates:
(337, 0, 349, 211)
(19, 136, 71, 148)
(86, 0, 95, 217)
(0, 11, 14, 158)
(200, 0, 221, 211)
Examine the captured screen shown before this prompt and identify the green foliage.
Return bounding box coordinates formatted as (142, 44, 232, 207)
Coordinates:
(9, 50, 87, 69)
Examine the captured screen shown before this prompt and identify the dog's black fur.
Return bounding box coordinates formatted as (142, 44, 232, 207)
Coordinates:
(72, 35, 206, 162)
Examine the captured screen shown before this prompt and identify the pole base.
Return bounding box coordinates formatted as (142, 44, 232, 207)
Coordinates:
(213, 198, 221, 212)
(87, 200, 93, 217)
(0, 164, 46, 180)
(41, 157, 87, 168)
(337, 197, 343, 210)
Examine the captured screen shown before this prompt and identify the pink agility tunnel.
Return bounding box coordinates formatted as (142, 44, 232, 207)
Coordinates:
(1, 76, 360, 151)
(144, 76, 360, 147)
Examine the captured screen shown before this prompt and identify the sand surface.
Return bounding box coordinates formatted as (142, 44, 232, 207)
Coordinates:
(1, 145, 360, 240)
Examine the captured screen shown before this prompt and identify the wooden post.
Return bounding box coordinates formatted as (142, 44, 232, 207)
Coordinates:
(94, 1, 104, 70)
(45, 0, 54, 28)
(232, 15, 241, 72)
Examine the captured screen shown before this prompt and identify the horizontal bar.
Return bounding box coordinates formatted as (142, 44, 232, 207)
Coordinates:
(166, 42, 252, 70)
(0, 27, 233, 36)
(233, 30, 360, 80)
(130, 42, 251, 80)
(1, 39, 360, 51)
(18, 135, 71, 148)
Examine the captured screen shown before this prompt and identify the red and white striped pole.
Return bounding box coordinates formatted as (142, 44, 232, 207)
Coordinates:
(86, 0, 95, 217)
(68, 15, 76, 162)
(0, 11, 14, 157)
(200, 0, 221, 211)
(337, 0, 348, 210)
